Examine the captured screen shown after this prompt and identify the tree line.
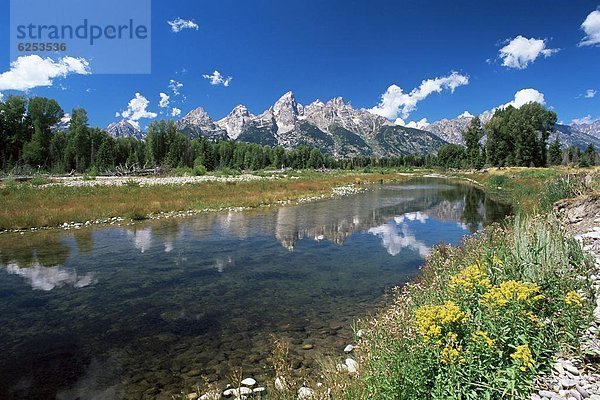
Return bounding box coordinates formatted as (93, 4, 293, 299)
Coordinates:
(436, 102, 597, 169)
(0, 95, 435, 174)
(0, 94, 596, 174)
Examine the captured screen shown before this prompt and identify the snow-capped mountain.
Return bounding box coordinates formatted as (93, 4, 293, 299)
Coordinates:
(175, 107, 228, 141)
(216, 105, 255, 140)
(176, 91, 446, 157)
(106, 120, 144, 140)
(571, 119, 600, 139)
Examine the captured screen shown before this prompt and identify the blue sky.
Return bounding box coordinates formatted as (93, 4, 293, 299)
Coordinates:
(0, 0, 599, 129)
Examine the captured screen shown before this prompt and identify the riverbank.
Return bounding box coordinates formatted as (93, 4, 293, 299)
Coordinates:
(0, 171, 410, 232)
(1, 166, 589, 233)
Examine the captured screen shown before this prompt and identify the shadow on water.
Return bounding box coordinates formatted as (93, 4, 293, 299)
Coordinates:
(0, 178, 511, 399)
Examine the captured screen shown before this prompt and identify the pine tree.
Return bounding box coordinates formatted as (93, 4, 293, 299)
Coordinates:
(548, 135, 562, 166)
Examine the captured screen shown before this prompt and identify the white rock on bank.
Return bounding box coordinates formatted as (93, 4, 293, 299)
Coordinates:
(275, 377, 286, 391)
(241, 378, 256, 387)
(344, 344, 355, 353)
(345, 358, 359, 374)
(297, 386, 315, 399)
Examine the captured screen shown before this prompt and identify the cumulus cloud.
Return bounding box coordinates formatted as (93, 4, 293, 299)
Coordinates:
(458, 111, 475, 118)
(171, 107, 181, 117)
(481, 88, 547, 120)
(167, 18, 199, 33)
(579, 9, 600, 46)
(503, 88, 546, 108)
(0, 55, 90, 91)
(396, 117, 429, 129)
(202, 70, 232, 87)
(585, 89, 597, 98)
(159, 92, 170, 108)
(117, 93, 157, 129)
(498, 36, 559, 69)
(571, 115, 599, 125)
(169, 79, 183, 96)
(370, 71, 469, 120)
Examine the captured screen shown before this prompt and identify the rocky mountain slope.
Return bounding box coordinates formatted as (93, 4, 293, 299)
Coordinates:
(106, 120, 144, 140)
(571, 119, 600, 139)
(176, 91, 446, 157)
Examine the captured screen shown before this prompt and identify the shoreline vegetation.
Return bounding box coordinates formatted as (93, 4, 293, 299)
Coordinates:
(159, 167, 598, 400)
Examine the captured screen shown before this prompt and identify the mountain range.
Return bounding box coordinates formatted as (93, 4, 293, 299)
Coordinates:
(104, 91, 600, 157)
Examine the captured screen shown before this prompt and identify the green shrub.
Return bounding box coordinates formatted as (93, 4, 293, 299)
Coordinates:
(193, 165, 207, 176)
(30, 175, 50, 186)
(488, 174, 510, 188)
(355, 214, 594, 399)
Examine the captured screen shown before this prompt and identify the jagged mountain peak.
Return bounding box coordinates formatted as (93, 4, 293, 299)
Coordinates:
(217, 104, 256, 140)
(106, 119, 143, 139)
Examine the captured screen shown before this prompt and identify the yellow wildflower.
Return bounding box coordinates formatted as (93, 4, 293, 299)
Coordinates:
(510, 344, 535, 371)
(520, 311, 544, 328)
(415, 301, 466, 340)
(492, 255, 504, 266)
(481, 280, 542, 307)
(449, 263, 492, 292)
(564, 291, 583, 307)
(440, 344, 464, 365)
(471, 330, 494, 347)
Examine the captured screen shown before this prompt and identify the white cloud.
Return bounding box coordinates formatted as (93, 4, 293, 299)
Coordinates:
(0, 92, 3, 102)
(202, 70, 232, 87)
(571, 115, 599, 125)
(159, 92, 170, 108)
(480, 88, 546, 121)
(396, 117, 429, 129)
(458, 111, 474, 118)
(579, 10, 600, 46)
(167, 18, 199, 33)
(0, 55, 90, 91)
(503, 88, 546, 108)
(117, 93, 157, 127)
(168, 79, 183, 96)
(370, 71, 469, 120)
(498, 36, 559, 69)
(585, 89, 597, 98)
(171, 107, 181, 117)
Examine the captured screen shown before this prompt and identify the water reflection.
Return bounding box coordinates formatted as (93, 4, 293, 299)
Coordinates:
(0, 179, 510, 399)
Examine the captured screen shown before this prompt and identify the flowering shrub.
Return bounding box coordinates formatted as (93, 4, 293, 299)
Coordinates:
(355, 215, 595, 400)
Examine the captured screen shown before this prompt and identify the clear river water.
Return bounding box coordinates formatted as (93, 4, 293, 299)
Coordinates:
(0, 178, 511, 399)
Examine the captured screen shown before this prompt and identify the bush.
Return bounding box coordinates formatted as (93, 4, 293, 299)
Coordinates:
(193, 165, 207, 176)
(29, 175, 50, 186)
(354, 214, 594, 399)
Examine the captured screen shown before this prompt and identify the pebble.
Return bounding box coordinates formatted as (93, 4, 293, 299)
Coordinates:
(297, 386, 315, 399)
(345, 358, 359, 374)
(344, 344, 355, 353)
(302, 343, 314, 350)
(241, 378, 256, 387)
